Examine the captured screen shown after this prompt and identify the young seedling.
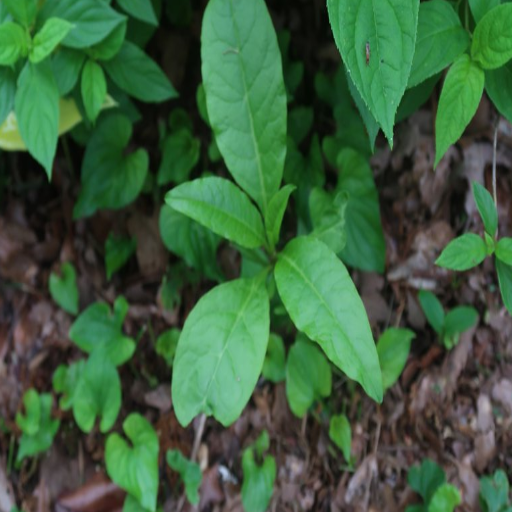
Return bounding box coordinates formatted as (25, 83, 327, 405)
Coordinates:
(479, 469, 512, 512)
(166, 449, 202, 506)
(49, 262, 79, 315)
(329, 414, 352, 465)
(418, 290, 478, 349)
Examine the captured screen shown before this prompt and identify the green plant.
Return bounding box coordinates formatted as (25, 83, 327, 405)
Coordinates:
(48, 261, 79, 315)
(105, 233, 137, 280)
(166, 449, 202, 506)
(418, 290, 478, 349)
(155, 328, 181, 367)
(406, 459, 461, 512)
(329, 414, 352, 465)
(480, 469, 512, 512)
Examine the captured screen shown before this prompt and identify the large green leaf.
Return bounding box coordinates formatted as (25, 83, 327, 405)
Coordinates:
(336, 149, 386, 273)
(172, 275, 270, 427)
(0, 22, 29, 65)
(30, 18, 73, 64)
(472, 4, 512, 69)
(74, 114, 148, 218)
(377, 328, 415, 390)
(165, 177, 267, 250)
(15, 62, 60, 179)
(409, 0, 469, 88)
(201, 0, 287, 216)
(327, 0, 420, 145)
(485, 61, 512, 124)
(469, 0, 500, 23)
(435, 233, 487, 271)
(435, 54, 484, 167)
(274, 236, 383, 402)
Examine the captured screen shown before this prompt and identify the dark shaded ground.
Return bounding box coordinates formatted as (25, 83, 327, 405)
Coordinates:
(2, 0, 512, 510)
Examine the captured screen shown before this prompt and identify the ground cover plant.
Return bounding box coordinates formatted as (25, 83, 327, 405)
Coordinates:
(1, 0, 512, 510)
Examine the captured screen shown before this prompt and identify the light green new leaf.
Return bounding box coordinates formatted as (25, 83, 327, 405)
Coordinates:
(286, 335, 332, 417)
(409, 0, 470, 88)
(469, 0, 500, 23)
(52, 48, 85, 96)
(336, 149, 386, 273)
(52, 360, 85, 410)
(408, 459, 446, 503)
(166, 450, 202, 505)
(201, 0, 287, 216)
(435, 233, 487, 271)
(496, 238, 512, 265)
(0, 22, 29, 65)
(435, 54, 484, 167)
(329, 414, 351, 463)
(74, 114, 148, 218)
(166, 177, 267, 250)
(117, 0, 158, 25)
(418, 290, 445, 334)
(262, 333, 286, 383)
(49, 262, 79, 315)
(81, 59, 107, 123)
(473, 182, 498, 237)
(275, 236, 383, 402)
(265, 185, 296, 250)
(15, 61, 60, 179)
(69, 296, 136, 366)
(472, 4, 512, 69)
(496, 259, 512, 315)
(0, 68, 16, 126)
(327, 0, 419, 145)
(172, 275, 270, 427)
(428, 483, 461, 512)
(30, 18, 73, 64)
(106, 414, 159, 512)
(157, 130, 200, 185)
(444, 307, 478, 338)
(38, 0, 126, 49)
(377, 328, 415, 390)
(104, 41, 177, 102)
(486, 61, 512, 125)
(159, 204, 223, 282)
(105, 233, 137, 280)
(2, 0, 37, 27)
(73, 351, 121, 433)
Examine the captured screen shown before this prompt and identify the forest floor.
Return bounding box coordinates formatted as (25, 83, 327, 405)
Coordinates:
(2, 1, 512, 511)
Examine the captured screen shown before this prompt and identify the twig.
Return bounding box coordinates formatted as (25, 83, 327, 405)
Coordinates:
(191, 413, 206, 462)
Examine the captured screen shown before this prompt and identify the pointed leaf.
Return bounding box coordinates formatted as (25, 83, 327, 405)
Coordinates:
(262, 334, 286, 384)
(469, 0, 500, 23)
(329, 414, 352, 463)
(30, 18, 73, 64)
(408, 459, 446, 503)
(496, 238, 512, 265)
(49, 262, 79, 315)
(0, 68, 16, 126)
(479, 469, 509, 512)
(444, 307, 478, 337)
(435, 233, 487, 271)
(157, 129, 200, 185)
(377, 328, 415, 390)
(486, 61, 512, 125)
(496, 259, 512, 315)
(2, 0, 37, 27)
(117, 0, 158, 25)
(418, 290, 445, 334)
(473, 181, 498, 237)
(0, 22, 29, 65)
(81, 59, 107, 123)
(265, 185, 296, 250)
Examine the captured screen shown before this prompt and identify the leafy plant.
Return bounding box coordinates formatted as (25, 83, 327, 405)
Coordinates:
(166, 449, 202, 506)
(329, 414, 352, 464)
(418, 290, 478, 349)
(155, 328, 180, 367)
(377, 328, 415, 391)
(480, 469, 512, 512)
(49, 261, 79, 315)
(262, 333, 286, 384)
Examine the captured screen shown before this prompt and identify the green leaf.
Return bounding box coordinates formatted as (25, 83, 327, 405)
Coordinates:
(287, 107, 313, 145)
(397, 74, 440, 123)
(486, 61, 512, 125)
(38, 0, 126, 49)
(435, 54, 485, 167)
(74, 114, 149, 218)
(479, 469, 509, 512)
(73, 351, 121, 433)
(52, 360, 85, 410)
(15, 61, 60, 179)
(418, 290, 445, 334)
(172, 275, 270, 427)
(89, 21, 127, 61)
(409, 0, 469, 88)
(69, 296, 136, 366)
(81, 59, 107, 123)
(105, 414, 159, 512)
(285, 335, 332, 417)
(117, 0, 157, 25)
(166, 450, 202, 505)
(52, 48, 85, 96)
(469, 0, 500, 23)
(275, 236, 383, 402)
(262, 333, 286, 383)
(408, 459, 446, 503)
(201, 0, 287, 216)
(444, 307, 479, 337)
(30, 18, 73, 64)
(472, 4, 512, 70)
(327, 0, 420, 145)
(16, 389, 41, 436)
(265, 185, 296, 250)
(435, 233, 487, 271)
(336, 149, 386, 273)
(496, 238, 512, 265)
(496, 259, 512, 315)
(377, 328, 415, 390)
(473, 181, 498, 237)
(428, 483, 461, 512)
(278, 30, 304, 101)
(241, 433, 276, 512)
(159, 204, 223, 282)
(49, 262, 79, 315)
(157, 130, 200, 185)
(2, 0, 37, 26)
(105, 233, 137, 280)
(0, 22, 29, 65)
(329, 414, 352, 463)
(165, 177, 267, 250)
(104, 41, 177, 102)
(155, 328, 180, 367)
(0, 68, 16, 126)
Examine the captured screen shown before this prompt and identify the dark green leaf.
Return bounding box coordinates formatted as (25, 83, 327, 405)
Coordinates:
(486, 61, 512, 125)
(2, 0, 36, 26)
(469, 0, 500, 23)
(105, 233, 137, 280)
(0, 68, 16, 126)
(52, 48, 85, 96)
(479, 469, 509, 512)
(444, 307, 479, 337)
(157, 129, 200, 185)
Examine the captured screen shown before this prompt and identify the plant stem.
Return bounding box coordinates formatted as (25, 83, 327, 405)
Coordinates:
(492, 119, 498, 209)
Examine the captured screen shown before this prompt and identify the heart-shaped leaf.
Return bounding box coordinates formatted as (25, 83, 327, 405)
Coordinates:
(49, 262, 79, 315)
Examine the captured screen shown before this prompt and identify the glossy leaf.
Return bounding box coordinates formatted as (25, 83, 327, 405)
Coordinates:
(275, 236, 383, 402)
(172, 275, 270, 427)
(408, 459, 446, 503)
(435, 233, 487, 271)
(117, 0, 157, 25)
(418, 290, 445, 334)
(166, 450, 202, 505)
(157, 130, 200, 185)
(2, 0, 37, 27)
(49, 262, 79, 315)
(428, 484, 461, 512)
(496, 259, 512, 315)
(377, 328, 415, 390)
(105, 414, 159, 512)
(0, 22, 29, 65)
(166, 177, 267, 250)
(286, 335, 332, 417)
(262, 333, 286, 383)
(496, 238, 512, 265)
(265, 185, 296, 250)
(435, 54, 484, 167)
(469, 0, 500, 23)
(105, 233, 137, 280)
(201, 0, 287, 216)
(81, 60, 107, 123)
(30, 18, 73, 64)
(473, 181, 498, 237)
(472, 4, 512, 69)
(329, 414, 351, 463)
(486, 61, 512, 125)
(327, 0, 419, 145)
